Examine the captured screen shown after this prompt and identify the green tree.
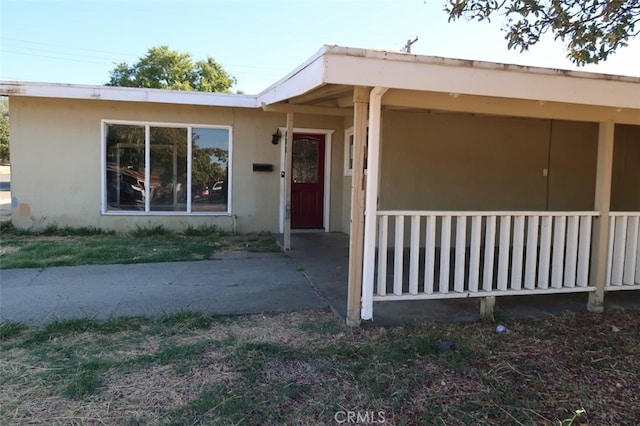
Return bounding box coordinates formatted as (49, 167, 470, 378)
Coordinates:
(107, 46, 237, 92)
(446, 0, 640, 65)
(191, 147, 226, 187)
(0, 97, 9, 162)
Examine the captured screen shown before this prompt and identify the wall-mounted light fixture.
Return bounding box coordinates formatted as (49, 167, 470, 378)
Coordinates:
(271, 128, 281, 145)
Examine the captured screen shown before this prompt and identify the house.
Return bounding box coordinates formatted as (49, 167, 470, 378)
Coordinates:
(1, 45, 639, 325)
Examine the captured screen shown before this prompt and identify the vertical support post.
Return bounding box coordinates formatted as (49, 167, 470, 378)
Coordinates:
(480, 296, 496, 321)
(361, 87, 388, 320)
(588, 121, 615, 312)
(283, 112, 294, 250)
(346, 87, 370, 326)
(172, 147, 178, 206)
(144, 125, 151, 212)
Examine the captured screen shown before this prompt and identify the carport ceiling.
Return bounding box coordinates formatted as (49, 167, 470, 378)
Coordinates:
(287, 84, 353, 107)
(279, 83, 640, 125)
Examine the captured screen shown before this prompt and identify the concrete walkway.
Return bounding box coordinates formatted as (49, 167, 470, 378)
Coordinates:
(0, 252, 327, 325)
(1, 232, 638, 326)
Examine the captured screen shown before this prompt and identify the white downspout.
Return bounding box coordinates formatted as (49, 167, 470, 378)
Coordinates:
(361, 87, 388, 320)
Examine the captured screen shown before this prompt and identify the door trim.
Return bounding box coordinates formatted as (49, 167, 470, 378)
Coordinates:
(279, 127, 334, 233)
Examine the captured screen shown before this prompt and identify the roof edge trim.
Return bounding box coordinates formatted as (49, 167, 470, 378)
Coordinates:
(0, 81, 259, 108)
(322, 45, 640, 84)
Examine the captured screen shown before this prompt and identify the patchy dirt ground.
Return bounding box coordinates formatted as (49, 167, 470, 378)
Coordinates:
(1, 308, 639, 425)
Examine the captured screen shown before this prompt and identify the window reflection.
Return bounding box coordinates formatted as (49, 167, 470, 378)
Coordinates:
(345, 128, 368, 176)
(348, 134, 354, 171)
(105, 123, 230, 214)
(292, 137, 319, 183)
(191, 128, 229, 212)
(150, 127, 187, 212)
(106, 124, 145, 210)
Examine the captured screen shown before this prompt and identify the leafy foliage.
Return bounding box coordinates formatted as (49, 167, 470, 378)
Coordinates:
(0, 97, 8, 162)
(107, 46, 236, 92)
(446, 0, 640, 65)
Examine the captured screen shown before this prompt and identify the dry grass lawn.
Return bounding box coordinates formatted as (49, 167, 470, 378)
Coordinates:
(1, 308, 639, 425)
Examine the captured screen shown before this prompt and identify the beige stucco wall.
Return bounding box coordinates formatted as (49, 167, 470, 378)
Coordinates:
(379, 111, 552, 210)
(341, 177, 352, 234)
(339, 111, 640, 237)
(612, 124, 640, 211)
(376, 112, 630, 212)
(547, 121, 597, 210)
(9, 97, 346, 233)
(9, 96, 637, 235)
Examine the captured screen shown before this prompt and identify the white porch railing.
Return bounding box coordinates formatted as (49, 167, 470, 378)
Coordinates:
(373, 211, 600, 301)
(606, 212, 640, 290)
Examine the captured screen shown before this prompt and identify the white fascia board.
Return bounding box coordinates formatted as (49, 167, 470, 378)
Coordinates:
(0, 81, 258, 108)
(322, 50, 640, 110)
(256, 48, 328, 106)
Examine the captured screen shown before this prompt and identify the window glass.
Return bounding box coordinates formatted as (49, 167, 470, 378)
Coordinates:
(106, 124, 145, 210)
(344, 127, 368, 176)
(149, 127, 187, 212)
(292, 137, 319, 183)
(347, 133, 354, 173)
(191, 128, 230, 212)
(104, 122, 231, 214)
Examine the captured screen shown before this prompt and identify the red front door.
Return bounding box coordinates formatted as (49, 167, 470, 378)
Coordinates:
(291, 133, 325, 228)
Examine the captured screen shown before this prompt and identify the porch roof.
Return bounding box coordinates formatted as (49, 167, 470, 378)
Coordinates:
(1, 44, 639, 123)
(257, 45, 640, 111)
(256, 46, 640, 125)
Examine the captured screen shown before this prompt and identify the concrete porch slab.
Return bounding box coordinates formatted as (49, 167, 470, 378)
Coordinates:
(280, 232, 640, 326)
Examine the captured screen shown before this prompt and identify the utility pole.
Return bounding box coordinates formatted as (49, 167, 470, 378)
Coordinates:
(402, 36, 418, 53)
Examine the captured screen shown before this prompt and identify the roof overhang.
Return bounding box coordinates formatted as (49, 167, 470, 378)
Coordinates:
(0, 81, 258, 108)
(258, 45, 640, 111)
(1, 44, 639, 121)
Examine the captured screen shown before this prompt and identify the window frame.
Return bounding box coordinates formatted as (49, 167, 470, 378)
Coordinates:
(101, 119, 233, 216)
(344, 127, 354, 176)
(344, 126, 368, 176)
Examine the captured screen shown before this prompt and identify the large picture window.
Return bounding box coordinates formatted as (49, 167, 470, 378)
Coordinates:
(104, 121, 231, 214)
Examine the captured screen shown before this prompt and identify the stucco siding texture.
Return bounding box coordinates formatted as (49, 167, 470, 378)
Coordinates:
(377, 111, 612, 212)
(9, 98, 283, 232)
(8, 97, 638, 233)
(9, 97, 347, 233)
(612, 124, 640, 211)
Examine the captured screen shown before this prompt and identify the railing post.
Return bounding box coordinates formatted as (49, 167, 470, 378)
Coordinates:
(588, 122, 615, 312)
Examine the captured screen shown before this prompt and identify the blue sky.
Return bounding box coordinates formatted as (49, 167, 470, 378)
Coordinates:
(1, 0, 639, 94)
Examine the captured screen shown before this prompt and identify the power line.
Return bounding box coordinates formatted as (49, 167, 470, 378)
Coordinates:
(2, 38, 290, 74)
(1, 39, 140, 63)
(3, 38, 140, 58)
(0, 48, 114, 66)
